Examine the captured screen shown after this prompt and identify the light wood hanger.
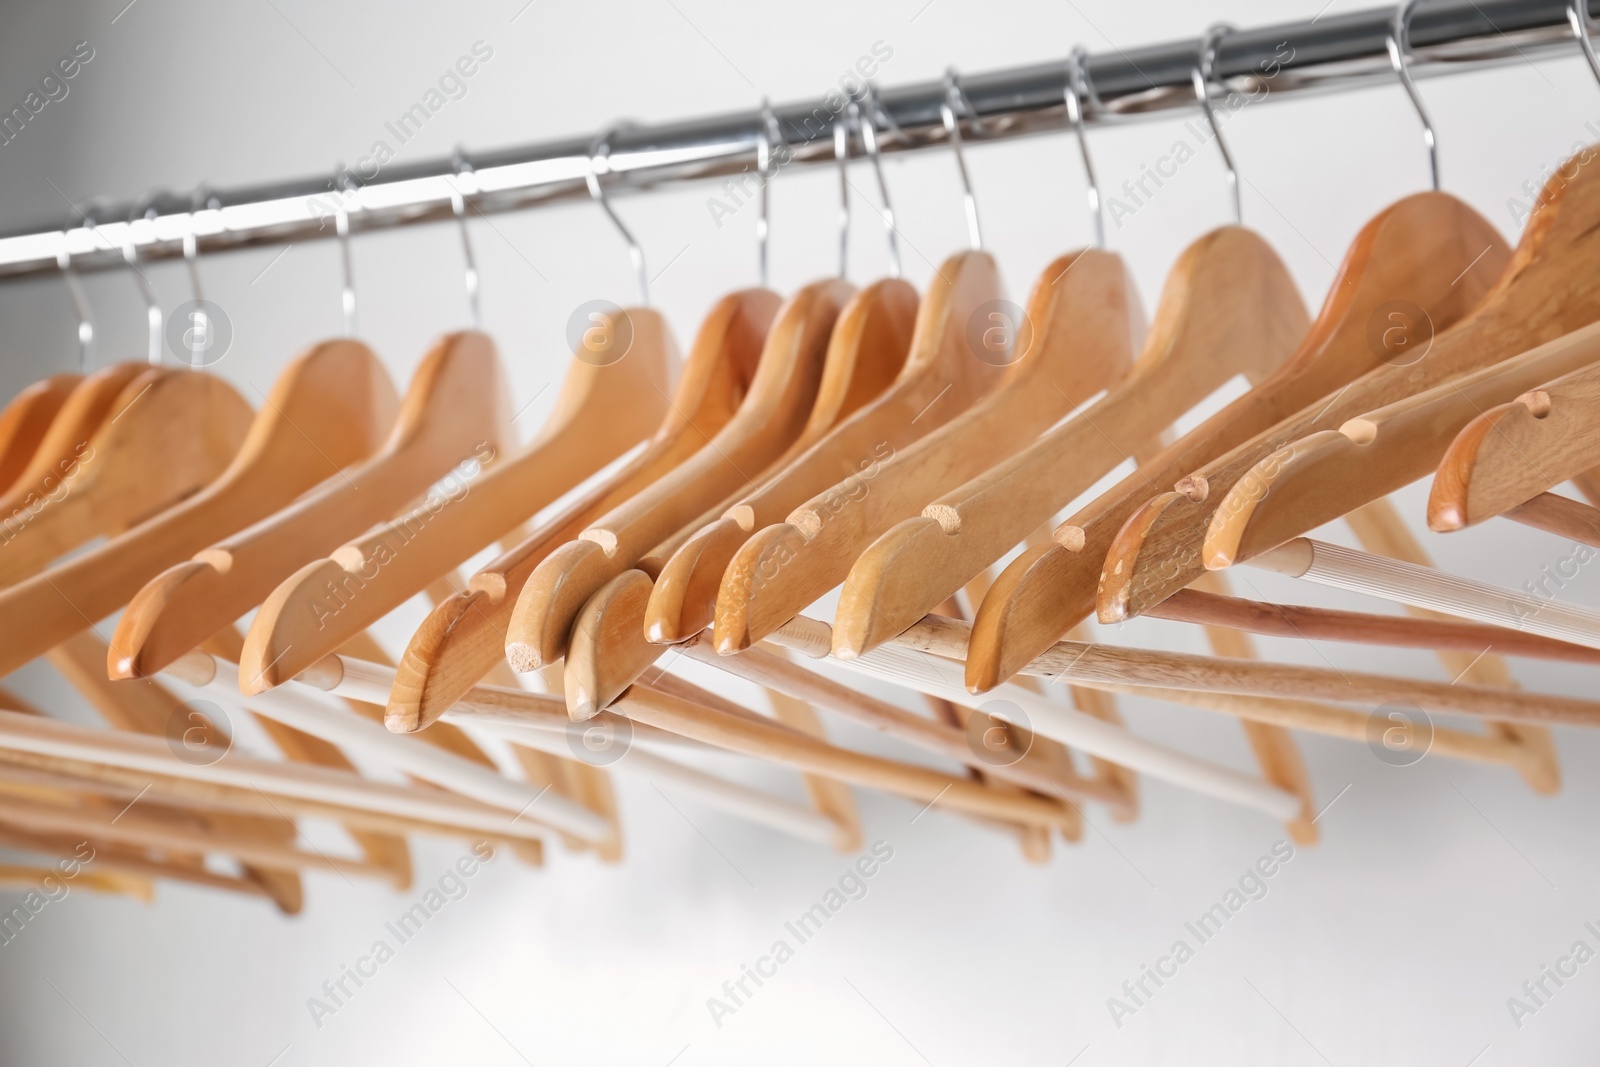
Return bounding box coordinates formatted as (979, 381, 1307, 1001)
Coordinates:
(46, 631, 306, 913)
(505, 277, 855, 671)
(0, 372, 81, 493)
(0, 709, 551, 848)
(0, 367, 254, 587)
(715, 247, 1142, 654)
(121, 328, 663, 680)
(966, 191, 1508, 689)
(1502, 489, 1600, 547)
(562, 277, 918, 715)
(1429, 356, 1600, 530)
(1203, 319, 1600, 568)
(833, 225, 1307, 658)
(0, 340, 396, 678)
(1146, 585, 1600, 664)
(0, 362, 151, 528)
(1096, 149, 1600, 625)
(646, 256, 989, 645)
(384, 291, 774, 730)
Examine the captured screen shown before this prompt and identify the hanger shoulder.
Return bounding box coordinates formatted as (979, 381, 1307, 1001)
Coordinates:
(1206, 318, 1600, 568)
(232, 338, 671, 691)
(715, 248, 1137, 654)
(1089, 156, 1600, 625)
(505, 279, 851, 671)
(961, 195, 1511, 690)
(834, 227, 1306, 657)
(0, 341, 393, 679)
(0, 369, 254, 588)
(647, 254, 986, 646)
(0, 373, 81, 494)
(1430, 356, 1600, 529)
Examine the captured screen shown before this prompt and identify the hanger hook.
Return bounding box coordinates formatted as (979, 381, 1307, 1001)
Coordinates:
(178, 185, 219, 369)
(1386, 0, 1440, 191)
(586, 124, 649, 307)
(449, 148, 482, 330)
(57, 207, 95, 373)
(1191, 23, 1242, 224)
(333, 164, 358, 336)
(856, 83, 901, 278)
(756, 100, 782, 288)
(834, 97, 852, 279)
(1065, 47, 1105, 248)
(123, 192, 166, 365)
(1568, 0, 1600, 89)
(940, 68, 983, 250)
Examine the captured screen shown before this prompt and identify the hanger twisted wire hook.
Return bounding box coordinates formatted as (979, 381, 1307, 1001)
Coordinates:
(1192, 23, 1242, 224)
(857, 82, 901, 278)
(123, 191, 167, 365)
(756, 100, 781, 288)
(587, 124, 649, 307)
(1386, 0, 1440, 191)
(940, 68, 984, 250)
(1065, 46, 1105, 248)
(57, 207, 95, 373)
(1569, 0, 1600, 89)
(449, 148, 482, 330)
(333, 164, 359, 336)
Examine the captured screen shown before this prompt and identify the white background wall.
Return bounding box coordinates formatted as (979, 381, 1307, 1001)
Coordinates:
(2, 0, 1600, 1064)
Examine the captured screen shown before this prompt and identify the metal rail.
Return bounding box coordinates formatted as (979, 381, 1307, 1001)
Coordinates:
(0, 0, 1593, 280)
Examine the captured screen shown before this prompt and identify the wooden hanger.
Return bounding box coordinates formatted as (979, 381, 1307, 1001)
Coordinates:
(0, 340, 395, 678)
(119, 329, 662, 680)
(1204, 319, 1600, 569)
(833, 225, 1306, 658)
(563, 277, 918, 714)
(1095, 150, 1600, 625)
(383, 292, 775, 730)
(715, 247, 1141, 654)
(647, 257, 986, 645)
(963, 192, 1508, 691)
(1429, 356, 1600, 530)
(0, 372, 81, 493)
(0, 366, 253, 587)
(504, 278, 855, 672)
(0, 362, 151, 526)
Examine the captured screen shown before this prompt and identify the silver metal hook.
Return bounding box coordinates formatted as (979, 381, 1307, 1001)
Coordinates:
(56, 209, 95, 373)
(333, 165, 358, 336)
(179, 186, 217, 368)
(1386, 0, 1440, 191)
(586, 125, 649, 307)
(1192, 23, 1242, 224)
(757, 100, 782, 288)
(449, 148, 482, 330)
(834, 100, 851, 279)
(1569, 0, 1600, 89)
(1065, 47, 1105, 248)
(123, 193, 165, 365)
(940, 68, 983, 250)
(856, 83, 901, 278)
